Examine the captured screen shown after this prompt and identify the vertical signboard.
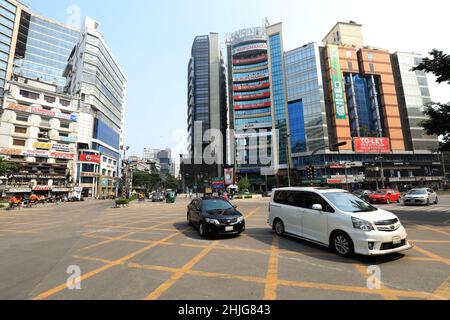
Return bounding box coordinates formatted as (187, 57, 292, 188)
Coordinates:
(224, 168, 234, 186)
(328, 45, 347, 120)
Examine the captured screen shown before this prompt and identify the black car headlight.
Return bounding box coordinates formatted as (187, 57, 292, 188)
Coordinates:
(205, 218, 220, 225)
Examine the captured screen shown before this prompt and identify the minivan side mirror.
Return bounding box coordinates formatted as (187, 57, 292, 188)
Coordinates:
(312, 204, 323, 211)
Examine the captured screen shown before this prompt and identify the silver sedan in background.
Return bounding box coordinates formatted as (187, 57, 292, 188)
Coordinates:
(403, 188, 438, 206)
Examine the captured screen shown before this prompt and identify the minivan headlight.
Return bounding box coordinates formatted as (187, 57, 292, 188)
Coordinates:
(352, 217, 375, 232)
(205, 218, 220, 225)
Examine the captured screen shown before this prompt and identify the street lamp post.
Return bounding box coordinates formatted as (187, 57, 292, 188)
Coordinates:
(120, 146, 130, 199)
(376, 156, 385, 189)
(286, 134, 292, 188)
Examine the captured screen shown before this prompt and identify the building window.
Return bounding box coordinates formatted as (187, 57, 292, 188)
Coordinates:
(44, 95, 56, 103)
(14, 126, 27, 134)
(60, 122, 70, 129)
(13, 139, 26, 147)
(348, 61, 353, 71)
(16, 115, 29, 122)
(20, 90, 40, 100)
(60, 99, 70, 107)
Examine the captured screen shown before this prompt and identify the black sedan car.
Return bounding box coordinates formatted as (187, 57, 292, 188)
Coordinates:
(187, 197, 245, 238)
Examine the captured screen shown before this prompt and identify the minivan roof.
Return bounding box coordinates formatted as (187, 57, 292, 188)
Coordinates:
(273, 187, 348, 194)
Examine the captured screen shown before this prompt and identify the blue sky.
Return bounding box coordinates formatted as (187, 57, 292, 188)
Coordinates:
(24, 0, 450, 160)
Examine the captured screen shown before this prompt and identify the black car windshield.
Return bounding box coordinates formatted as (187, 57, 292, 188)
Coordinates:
(408, 189, 427, 195)
(323, 192, 377, 213)
(203, 199, 234, 213)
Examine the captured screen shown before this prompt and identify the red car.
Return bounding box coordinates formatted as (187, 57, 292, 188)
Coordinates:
(369, 189, 401, 204)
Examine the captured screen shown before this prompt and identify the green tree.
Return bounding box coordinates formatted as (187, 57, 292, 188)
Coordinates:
(238, 175, 250, 191)
(413, 49, 450, 151)
(132, 171, 162, 192)
(163, 174, 180, 190)
(0, 158, 17, 176)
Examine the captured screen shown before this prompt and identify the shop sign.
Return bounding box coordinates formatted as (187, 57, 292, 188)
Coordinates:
(354, 137, 391, 154)
(7, 188, 31, 193)
(33, 186, 52, 191)
(7, 103, 77, 122)
(79, 153, 101, 164)
(52, 188, 70, 192)
(224, 168, 234, 185)
(328, 45, 347, 120)
(232, 43, 267, 55)
(0, 148, 75, 159)
(32, 142, 53, 150)
(81, 172, 100, 177)
(60, 136, 77, 143)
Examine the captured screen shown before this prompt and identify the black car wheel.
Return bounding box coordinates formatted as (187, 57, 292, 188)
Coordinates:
(274, 219, 285, 237)
(198, 221, 207, 238)
(187, 213, 192, 226)
(435, 197, 439, 205)
(331, 232, 355, 258)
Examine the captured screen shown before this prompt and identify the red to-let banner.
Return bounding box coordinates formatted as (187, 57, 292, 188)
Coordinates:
(79, 153, 101, 163)
(354, 137, 391, 153)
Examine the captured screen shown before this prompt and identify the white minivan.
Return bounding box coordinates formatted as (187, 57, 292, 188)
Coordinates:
(268, 187, 412, 257)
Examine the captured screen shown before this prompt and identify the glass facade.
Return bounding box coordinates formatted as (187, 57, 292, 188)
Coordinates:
(188, 35, 210, 157)
(285, 43, 328, 153)
(94, 118, 120, 150)
(268, 33, 288, 165)
(391, 52, 439, 152)
(14, 13, 79, 91)
(0, 0, 16, 95)
(288, 100, 307, 154)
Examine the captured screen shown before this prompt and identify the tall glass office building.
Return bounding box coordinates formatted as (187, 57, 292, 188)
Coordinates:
(0, 0, 18, 96)
(227, 27, 273, 177)
(285, 43, 329, 157)
(13, 12, 79, 91)
(391, 52, 439, 152)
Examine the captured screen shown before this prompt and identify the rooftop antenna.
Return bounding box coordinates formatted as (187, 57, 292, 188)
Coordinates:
(264, 17, 270, 28)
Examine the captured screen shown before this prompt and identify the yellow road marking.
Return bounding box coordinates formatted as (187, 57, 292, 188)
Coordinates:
(78, 218, 180, 251)
(144, 241, 219, 300)
(429, 276, 449, 300)
(72, 254, 443, 300)
(144, 207, 261, 300)
(264, 236, 279, 300)
(416, 225, 450, 237)
(33, 229, 188, 300)
(353, 264, 398, 300)
(413, 245, 450, 266)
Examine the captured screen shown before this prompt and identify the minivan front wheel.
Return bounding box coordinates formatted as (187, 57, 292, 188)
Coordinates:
(274, 219, 285, 237)
(331, 232, 354, 257)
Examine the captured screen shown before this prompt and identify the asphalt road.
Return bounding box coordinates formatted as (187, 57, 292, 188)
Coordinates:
(0, 196, 448, 300)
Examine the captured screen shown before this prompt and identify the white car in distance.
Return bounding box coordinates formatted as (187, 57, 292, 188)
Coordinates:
(268, 188, 413, 257)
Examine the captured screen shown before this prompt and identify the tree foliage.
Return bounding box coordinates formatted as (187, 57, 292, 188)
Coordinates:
(420, 103, 450, 151)
(238, 175, 250, 191)
(132, 171, 162, 192)
(163, 174, 180, 190)
(413, 49, 450, 85)
(413, 49, 450, 151)
(0, 158, 17, 176)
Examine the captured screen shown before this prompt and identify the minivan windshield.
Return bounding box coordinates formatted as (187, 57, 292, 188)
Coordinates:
(203, 199, 234, 214)
(323, 192, 377, 213)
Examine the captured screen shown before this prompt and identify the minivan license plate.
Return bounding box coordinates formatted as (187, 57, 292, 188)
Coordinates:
(225, 226, 234, 232)
(393, 236, 401, 244)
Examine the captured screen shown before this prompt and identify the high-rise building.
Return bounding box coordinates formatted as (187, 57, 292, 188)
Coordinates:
(64, 17, 127, 197)
(187, 33, 227, 178)
(285, 43, 329, 155)
(0, 76, 79, 198)
(285, 21, 443, 189)
(13, 11, 79, 91)
(0, 0, 24, 97)
(391, 52, 439, 152)
(226, 23, 289, 187)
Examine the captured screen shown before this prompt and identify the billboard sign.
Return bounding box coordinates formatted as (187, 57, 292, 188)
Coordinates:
(354, 137, 391, 154)
(224, 168, 234, 185)
(7, 103, 77, 122)
(328, 45, 347, 120)
(79, 153, 101, 164)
